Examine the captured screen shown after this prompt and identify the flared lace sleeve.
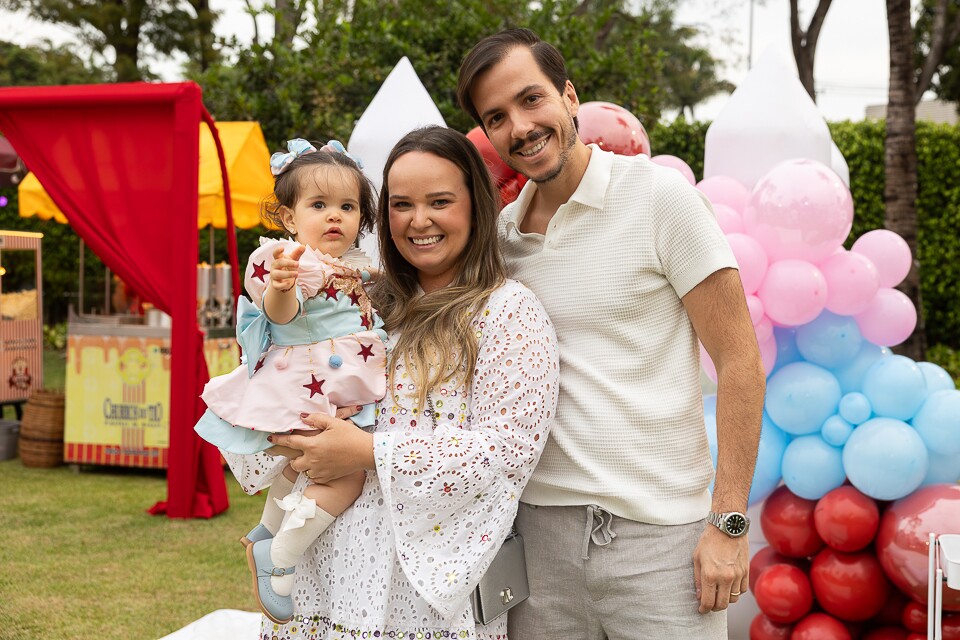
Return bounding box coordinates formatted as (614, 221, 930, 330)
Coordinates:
(373, 280, 559, 619)
(221, 449, 287, 495)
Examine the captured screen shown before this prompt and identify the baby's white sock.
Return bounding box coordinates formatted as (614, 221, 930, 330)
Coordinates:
(269, 505, 336, 596)
(259, 472, 295, 535)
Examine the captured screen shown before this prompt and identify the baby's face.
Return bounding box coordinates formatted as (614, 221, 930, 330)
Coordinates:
(284, 165, 362, 258)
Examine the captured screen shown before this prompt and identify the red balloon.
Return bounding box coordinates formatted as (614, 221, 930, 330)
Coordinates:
(944, 612, 960, 640)
(872, 588, 909, 626)
(901, 601, 927, 633)
(791, 612, 852, 640)
(862, 628, 910, 640)
(498, 175, 523, 206)
(466, 126, 515, 184)
(876, 483, 960, 611)
(906, 634, 926, 640)
(754, 563, 814, 623)
(750, 545, 809, 592)
(749, 613, 793, 640)
(815, 485, 881, 551)
(810, 547, 892, 621)
(761, 485, 826, 558)
(576, 101, 651, 156)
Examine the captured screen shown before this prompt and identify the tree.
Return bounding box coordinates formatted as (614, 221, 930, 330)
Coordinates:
(195, 0, 726, 148)
(789, 0, 833, 101)
(913, 0, 960, 105)
(0, 0, 220, 81)
(885, 0, 960, 361)
(0, 40, 109, 85)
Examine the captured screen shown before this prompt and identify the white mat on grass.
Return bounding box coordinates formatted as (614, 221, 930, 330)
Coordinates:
(159, 609, 261, 640)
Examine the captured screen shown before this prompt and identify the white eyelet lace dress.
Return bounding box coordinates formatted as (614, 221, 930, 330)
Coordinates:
(222, 279, 559, 640)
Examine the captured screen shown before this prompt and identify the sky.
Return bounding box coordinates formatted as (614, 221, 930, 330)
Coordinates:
(3, 0, 894, 123)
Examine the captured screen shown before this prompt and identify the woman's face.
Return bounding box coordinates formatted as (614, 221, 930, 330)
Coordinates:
(387, 151, 473, 293)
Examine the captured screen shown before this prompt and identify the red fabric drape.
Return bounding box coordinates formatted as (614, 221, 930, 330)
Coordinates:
(0, 82, 228, 518)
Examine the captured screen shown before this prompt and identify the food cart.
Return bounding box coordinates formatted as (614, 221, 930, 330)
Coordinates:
(0, 231, 43, 411)
(18, 121, 271, 469)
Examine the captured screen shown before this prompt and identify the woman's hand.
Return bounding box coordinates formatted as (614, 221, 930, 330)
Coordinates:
(268, 408, 374, 483)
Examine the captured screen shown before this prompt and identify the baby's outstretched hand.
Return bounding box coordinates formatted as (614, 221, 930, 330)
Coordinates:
(270, 244, 306, 292)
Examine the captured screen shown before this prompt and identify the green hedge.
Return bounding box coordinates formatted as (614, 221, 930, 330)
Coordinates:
(4, 119, 959, 351)
(654, 119, 960, 350)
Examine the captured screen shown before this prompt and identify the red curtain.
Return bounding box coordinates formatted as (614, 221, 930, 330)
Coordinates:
(0, 82, 228, 518)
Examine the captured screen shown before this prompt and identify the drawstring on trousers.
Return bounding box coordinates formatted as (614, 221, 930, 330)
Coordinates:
(581, 504, 617, 560)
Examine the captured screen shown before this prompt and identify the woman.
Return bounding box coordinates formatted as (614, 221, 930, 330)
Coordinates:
(223, 126, 559, 639)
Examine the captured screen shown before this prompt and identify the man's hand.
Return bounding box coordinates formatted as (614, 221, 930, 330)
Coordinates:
(693, 525, 749, 613)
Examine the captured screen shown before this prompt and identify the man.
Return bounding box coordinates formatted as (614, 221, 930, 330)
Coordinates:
(456, 29, 765, 639)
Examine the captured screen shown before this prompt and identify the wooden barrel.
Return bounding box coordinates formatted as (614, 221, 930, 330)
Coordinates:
(19, 390, 65, 468)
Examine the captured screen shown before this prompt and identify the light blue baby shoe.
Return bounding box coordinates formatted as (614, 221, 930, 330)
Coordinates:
(240, 523, 274, 549)
(246, 539, 295, 624)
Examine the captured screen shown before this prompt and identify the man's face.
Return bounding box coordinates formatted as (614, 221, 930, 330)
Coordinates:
(469, 47, 580, 184)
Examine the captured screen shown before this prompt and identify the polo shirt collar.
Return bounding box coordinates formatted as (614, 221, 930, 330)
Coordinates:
(504, 144, 613, 234)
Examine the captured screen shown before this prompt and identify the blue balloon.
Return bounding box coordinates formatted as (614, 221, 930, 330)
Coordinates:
(703, 399, 786, 506)
(922, 449, 960, 486)
(765, 362, 842, 435)
(842, 417, 929, 500)
(781, 435, 846, 500)
(704, 394, 718, 493)
(832, 341, 890, 394)
(749, 413, 789, 506)
(862, 355, 928, 421)
(796, 311, 863, 369)
(821, 415, 854, 446)
(771, 327, 801, 375)
(838, 392, 872, 425)
(911, 389, 960, 455)
(917, 361, 956, 393)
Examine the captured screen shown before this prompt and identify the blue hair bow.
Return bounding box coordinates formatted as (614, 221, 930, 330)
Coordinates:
(269, 138, 364, 176)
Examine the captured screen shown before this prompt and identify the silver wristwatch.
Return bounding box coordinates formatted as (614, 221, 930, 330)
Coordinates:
(707, 511, 750, 537)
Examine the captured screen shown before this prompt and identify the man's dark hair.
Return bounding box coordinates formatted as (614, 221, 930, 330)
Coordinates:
(456, 28, 576, 129)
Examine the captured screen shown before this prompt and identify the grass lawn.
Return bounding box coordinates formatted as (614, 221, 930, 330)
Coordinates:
(0, 458, 265, 639)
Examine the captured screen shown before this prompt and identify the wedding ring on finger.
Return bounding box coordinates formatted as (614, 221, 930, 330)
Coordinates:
(731, 591, 741, 597)
(305, 470, 314, 480)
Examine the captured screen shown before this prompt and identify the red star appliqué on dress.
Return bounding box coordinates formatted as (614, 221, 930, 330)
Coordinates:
(253, 358, 265, 374)
(348, 290, 362, 306)
(251, 261, 270, 282)
(360, 315, 371, 329)
(303, 374, 325, 397)
(324, 286, 339, 300)
(357, 343, 375, 362)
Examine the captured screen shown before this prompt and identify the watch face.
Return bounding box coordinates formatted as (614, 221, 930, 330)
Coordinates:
(725, 514, 747, 536)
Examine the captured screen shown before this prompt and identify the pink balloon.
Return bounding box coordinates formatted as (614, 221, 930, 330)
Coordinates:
(712, 203, 743, 234)
(757, 260, 828, 327)
(756, 316, 774, 343)
(743, 159, 854, 263)
(760, 332, 778, 376)
(726, 233, 769, 294)
(746, 295, 765, 325)
(855, 288, 917, 347)
(650, 154, 696, 185)
(851, 230, 912, 288)
(697, 175, 750, 212)
(701, 342, 718, 383)
(820, 250, 881, 316)
(577, 101, 651, 156)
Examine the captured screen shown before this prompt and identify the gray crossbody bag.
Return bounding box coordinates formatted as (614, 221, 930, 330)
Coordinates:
(426, 397, 530, 624)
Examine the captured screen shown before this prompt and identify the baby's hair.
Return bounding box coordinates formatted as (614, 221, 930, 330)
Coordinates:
(261, 144, 377, 236)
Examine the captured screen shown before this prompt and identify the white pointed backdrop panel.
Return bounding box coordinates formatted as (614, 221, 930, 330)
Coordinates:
(348, 57, 447, 269)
